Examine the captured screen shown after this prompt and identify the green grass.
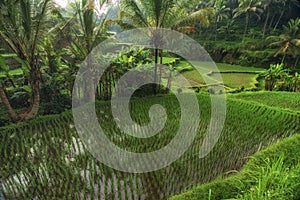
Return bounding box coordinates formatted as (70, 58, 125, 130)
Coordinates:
(1, 94, 299, 199)
(229, 91, 300, 113)
(170, 134, 300, 200)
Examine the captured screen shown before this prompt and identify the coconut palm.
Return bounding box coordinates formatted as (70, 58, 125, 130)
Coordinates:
(260, 0, 290, 37)
(211, 0, 230, 41)
(60, 0, 109, 101)
(0, 0, 54, 120)
(267, 18, 300, 65)
(272, 0, 300, 31)
(261, 0, 273, 38)
(119, 0, 213, 94)
(119, 0, 174, 94)
(233, 0, 263, 42)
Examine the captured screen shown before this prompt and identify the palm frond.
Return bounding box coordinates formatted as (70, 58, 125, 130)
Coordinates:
(121, 0, 149, 27)
(176, 7, 214, 28)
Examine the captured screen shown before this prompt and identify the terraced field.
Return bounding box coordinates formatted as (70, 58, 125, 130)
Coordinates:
(181, 63, 264, 89)
(1, 94, 299, 199)
(229, 91, 300, 113)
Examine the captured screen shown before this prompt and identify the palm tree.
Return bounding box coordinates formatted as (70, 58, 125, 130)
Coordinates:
(210, 0, 230, 41)
(119, 0, 213, 94)
(267, 18, 300, 65)
(272, 0, 300, 31)
(0, 0, 53, 120)
(233, 0, 263, 42)
(61, 0, 109, 101)
(119, 0, 176, 94)
(261, 0, 273, 38)
(0, 83, 18, 120)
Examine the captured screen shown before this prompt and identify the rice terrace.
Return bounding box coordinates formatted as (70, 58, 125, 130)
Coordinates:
(0, 0, 300, 200)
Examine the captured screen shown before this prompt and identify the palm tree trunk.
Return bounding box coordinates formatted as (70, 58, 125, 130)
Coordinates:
(0, 83, 18, 121)
(159, 49, 163, 91)
(87, 55, 95, 102)
(13, 65, 41, 121)
(24, 79, 40, 120)
(268, 14, 275, 29)
(105, 72, 109, 100)
(214, 17, 218, 41)
(273, 10, 284, 31)
(262, 9, 270, 38)
(294, 55, 299, 69)
(153, 48, 159, 95)
(243, 13, 249, 43)
(167, 71, 172, 89)
(281, 53, 286, 64)
(78, 84, 81, 99)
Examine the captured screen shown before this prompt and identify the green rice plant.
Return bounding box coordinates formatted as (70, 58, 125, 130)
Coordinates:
(123, 175, 129, 200)
(129, 174, 135, 200)
(1, 94, 300, 199)
(110, 169, 116, 200)
(103, 170, 108, 199)
(235, 155, 296, 200)
(229, 91, 300, 112)
(171, 134, 300, 200)
(115, 171, 122, 199)
(136, 175, 143, 200)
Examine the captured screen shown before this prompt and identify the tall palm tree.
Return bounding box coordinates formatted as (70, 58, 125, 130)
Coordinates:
(261, 0, 273, 38)
(272, 0, 300, 31)
(119, 0, 213, 94)
(60, 0, 109, 101)
(233, 0, 263, 42)
(0, 0, 53, 120)
(119, 0, 176, 94)
(267, 18, 300, 65)
(211, 0, 230, 41)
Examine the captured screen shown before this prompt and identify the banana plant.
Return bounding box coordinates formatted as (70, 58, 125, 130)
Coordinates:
(261, 63, 287, 91)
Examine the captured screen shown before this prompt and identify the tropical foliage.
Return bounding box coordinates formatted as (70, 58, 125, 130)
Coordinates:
(261, 63, 300, 91)
(267, 18, 300, 66)
(0, 0, 54, 120)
